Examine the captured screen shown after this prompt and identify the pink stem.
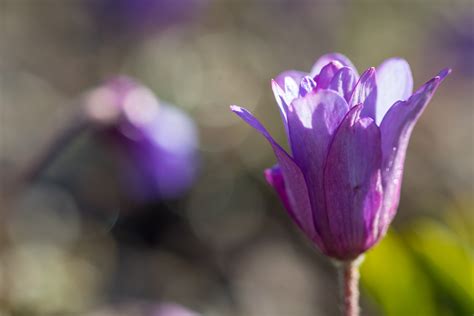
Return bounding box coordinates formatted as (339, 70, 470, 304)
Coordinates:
(338, 256, 363, 316)
(343, 261, 359, 316)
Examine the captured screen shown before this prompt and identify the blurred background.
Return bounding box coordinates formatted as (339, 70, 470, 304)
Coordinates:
(0, 0, 472, 315)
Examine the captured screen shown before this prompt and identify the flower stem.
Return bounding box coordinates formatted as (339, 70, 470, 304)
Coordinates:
(21, 113, 89, 184)
(339, 257, 363, 316)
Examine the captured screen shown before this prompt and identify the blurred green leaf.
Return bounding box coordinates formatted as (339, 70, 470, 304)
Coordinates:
(361, 230, 436, 316)
(406, 219, 474, 315)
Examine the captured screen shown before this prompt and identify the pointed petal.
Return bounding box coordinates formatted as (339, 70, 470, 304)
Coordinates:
(350, 67, 377, 118)
(287, 90, 349, 242)
(323, 105, 383, 259)
(271, 79, 291, 138)
(272, 71, 303, 109)
(315, 61, 344, 90)
(379, 69, 451, 231)
(329, 67, 358, 102)
(310, 53, 359, 77)
(230, 105, 323, 245)
(374, 58, 414, 124)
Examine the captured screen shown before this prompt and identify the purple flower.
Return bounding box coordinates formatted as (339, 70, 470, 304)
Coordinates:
(231, 53, 450, 260)
(151, 303, 200, 316)
(85, 76, 199, 202)
(436, 14, 474, 77)
(89, 0, 207, 36)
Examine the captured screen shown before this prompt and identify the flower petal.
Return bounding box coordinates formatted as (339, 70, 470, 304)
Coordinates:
(315, 61, 344, 90)
(310, 53, 359, 77)
(271, 79, 291, 138)
(374, 58, 414, 124)
(323, 104, 383, 259)
(350, 67, 377, 115)
(379, 68, 450, 231)
(265, 165, 291, 211)
(286, 90, 349, 242)
(274, 70, 307, 90)
(264, 164, 314, 235)
(329, 67, 358, 102)
(299, 76, 317, 97)
(230, 105, 323, 245)
(273, 71, 307, 110)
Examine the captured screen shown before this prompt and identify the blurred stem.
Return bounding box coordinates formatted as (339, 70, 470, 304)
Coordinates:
(339, 256, 363, 316)
(19, 110, 89, 187)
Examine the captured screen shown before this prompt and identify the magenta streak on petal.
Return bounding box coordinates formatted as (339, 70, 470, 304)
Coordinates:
(310, 53, 360, 77)
(323, 104, 383, 260)
(378, 68, 451, 237)
(230, 105, 325, 249)
(286, 90, 349, 244)
(264, 165, 293, 215)
(374, 58, 413, 125)
(329, 67, 358, 102)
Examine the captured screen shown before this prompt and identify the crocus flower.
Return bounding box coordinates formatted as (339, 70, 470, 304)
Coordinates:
(85, 76, 199, 202)
(231, 53, 450, 261)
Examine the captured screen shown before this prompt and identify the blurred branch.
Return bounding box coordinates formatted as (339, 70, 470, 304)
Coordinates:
(13, 107, 90, 195)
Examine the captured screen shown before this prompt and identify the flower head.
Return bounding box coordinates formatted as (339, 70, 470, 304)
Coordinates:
(85, 76, 199, 202)
(231, 53, 450, 260)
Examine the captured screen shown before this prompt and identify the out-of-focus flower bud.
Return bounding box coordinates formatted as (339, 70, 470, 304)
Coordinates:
(85, 76, 199, 202)
(88, 0, 208, 37)
(151, 303, 200, 316)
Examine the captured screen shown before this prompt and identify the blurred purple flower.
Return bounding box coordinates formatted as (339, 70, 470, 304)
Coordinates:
(151, 303, 200, 316)
(232, 53, 450, 260)
(437, 14, 474, 77)
(85, 76, 199, 202)
(90, 0, 207, 36)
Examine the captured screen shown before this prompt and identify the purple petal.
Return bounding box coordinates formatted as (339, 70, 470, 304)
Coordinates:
(230, 105, 323, 246)
(350, 67, 377, 117)
(283, 76, 299, 101)
(379, 69, 451, 232)
(323, 104, 383, 260)
(374, 58, 414, 124)
(273, 70, 307, 109)
(329, 67, 358, 102)
(264, 165, 304, 227)
(299, 76, 317, 97)
(271, 79, 291, 138)
(315, 61, 344, 90)
(274, 70, 307, 90)
(310, 53, 359, 77)
(140, 104, 199, 199)
(286, 90, 349, 242)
